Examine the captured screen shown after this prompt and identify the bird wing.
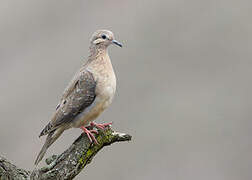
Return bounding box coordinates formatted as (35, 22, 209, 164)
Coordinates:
(39, 69, 96, 137)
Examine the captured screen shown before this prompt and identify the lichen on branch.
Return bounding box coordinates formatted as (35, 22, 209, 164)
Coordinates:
(0, 128, 131, 180)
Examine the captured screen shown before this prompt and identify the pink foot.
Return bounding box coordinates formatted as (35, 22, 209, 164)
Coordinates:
(80, 126, 98, 144)
(90, 122, 113, 130)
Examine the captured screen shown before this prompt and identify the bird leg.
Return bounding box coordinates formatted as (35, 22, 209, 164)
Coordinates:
(80, 126, 98, 144)
(90, 122, 113, 130)
(81, 122, 112, 144)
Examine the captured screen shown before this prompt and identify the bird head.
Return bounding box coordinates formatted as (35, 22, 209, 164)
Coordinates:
(90, 30, 122, 48)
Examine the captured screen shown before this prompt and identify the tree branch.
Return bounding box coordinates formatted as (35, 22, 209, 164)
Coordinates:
(0, 128, 131, 180)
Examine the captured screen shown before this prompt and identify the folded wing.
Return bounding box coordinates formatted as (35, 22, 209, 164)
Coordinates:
(39, 70, 96, 137)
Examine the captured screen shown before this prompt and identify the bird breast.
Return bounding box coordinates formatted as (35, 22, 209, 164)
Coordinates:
(96, 69, 116, 109)
(72, 71, 116, 128)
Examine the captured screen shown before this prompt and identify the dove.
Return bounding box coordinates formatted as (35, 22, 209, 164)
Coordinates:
(35, 30, 122, 165)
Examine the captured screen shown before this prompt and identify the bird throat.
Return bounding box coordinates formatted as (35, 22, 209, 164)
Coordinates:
(89, 44, 108, 58)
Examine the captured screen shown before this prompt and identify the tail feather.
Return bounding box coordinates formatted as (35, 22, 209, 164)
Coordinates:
(39, 122, 53, 137)
(35, 129, 64, 165)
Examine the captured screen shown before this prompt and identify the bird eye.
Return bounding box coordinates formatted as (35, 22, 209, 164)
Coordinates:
(101, 34, 107, 39)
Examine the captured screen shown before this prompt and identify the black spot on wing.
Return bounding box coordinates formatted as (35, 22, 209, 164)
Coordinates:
(53, 71, 96, 127)
(56, 104, 60, 110)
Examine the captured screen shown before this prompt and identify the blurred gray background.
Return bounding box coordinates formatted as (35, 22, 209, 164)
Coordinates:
(0, 0, 252, 179)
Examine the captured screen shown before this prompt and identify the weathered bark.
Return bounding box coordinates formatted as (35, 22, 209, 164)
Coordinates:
(0, 128, 131, 180)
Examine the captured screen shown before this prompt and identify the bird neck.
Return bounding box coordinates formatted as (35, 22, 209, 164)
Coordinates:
(88, 44, 108, 58)
(84, 44, 110, 67)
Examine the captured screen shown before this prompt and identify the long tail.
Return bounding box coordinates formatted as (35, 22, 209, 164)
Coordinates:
(34, 128, 64, 165)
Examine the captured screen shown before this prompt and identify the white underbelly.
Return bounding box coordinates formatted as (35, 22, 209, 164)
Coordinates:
(72, 66, 116, 128)
(72, 86, 115, 128)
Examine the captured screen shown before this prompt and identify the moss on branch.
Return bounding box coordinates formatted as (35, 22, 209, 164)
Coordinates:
(0, 128, 131, 180)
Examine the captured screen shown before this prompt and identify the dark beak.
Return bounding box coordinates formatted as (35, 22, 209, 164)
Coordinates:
(112, 40, 122, 47)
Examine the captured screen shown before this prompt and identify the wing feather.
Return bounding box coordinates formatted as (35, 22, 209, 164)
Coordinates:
(39, 70, 96, 137)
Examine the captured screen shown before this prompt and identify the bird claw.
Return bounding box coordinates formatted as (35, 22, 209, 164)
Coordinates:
(90, 122, 113, 130)
(80, 122, 112, 144)
(80, 126, 98, 144)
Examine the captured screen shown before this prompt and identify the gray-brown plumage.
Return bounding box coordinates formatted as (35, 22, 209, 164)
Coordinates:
(35, 30, 122, 165)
